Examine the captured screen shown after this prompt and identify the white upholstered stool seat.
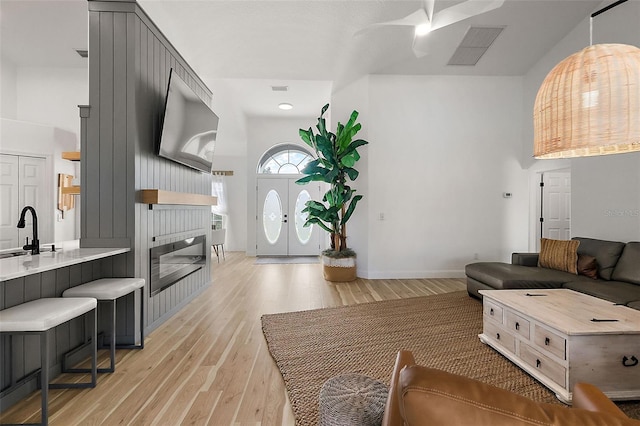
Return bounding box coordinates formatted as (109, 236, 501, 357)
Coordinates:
(0, 297, 97, 332)
(63, 278, 145, 374)
(0, 298, 98, 426)
(63, 277, 145, 300)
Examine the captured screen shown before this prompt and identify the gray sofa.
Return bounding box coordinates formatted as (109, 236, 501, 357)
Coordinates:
(466, 237, 640, 310)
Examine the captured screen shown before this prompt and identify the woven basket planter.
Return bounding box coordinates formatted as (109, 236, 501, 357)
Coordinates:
(322, 255, 357, 282)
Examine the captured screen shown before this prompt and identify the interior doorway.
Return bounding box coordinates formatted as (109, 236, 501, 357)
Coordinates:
(537, 170, 571, 250)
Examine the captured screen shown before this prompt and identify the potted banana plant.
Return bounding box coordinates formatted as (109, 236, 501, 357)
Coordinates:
(296, 103, 369, 281)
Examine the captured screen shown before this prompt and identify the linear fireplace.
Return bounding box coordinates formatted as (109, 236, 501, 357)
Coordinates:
(150, 235, 206, 296)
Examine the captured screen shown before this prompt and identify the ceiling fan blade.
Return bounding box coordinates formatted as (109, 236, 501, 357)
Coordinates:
(354, 8, 428, 37)
(431, 0, 505, 31)
(424, 0, 435, 23)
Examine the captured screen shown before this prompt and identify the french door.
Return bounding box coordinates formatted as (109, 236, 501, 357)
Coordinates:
(0, 154, 49, 249)
(257, 177, 321, 256)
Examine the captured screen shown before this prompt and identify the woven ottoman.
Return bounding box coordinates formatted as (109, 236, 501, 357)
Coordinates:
(318, 373, 389, 426)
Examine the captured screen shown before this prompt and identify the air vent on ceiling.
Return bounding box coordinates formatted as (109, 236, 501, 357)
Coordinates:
(74, 48, 88, 58)
(271, 85, 289, 92)
(448, 26, 504, 66)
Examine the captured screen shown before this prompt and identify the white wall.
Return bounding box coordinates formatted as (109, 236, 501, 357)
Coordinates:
(1, 63, 87, 244)
(17, 67, 88, 135)
(245, 116, 318, 255)
(522, 0, 640, 243)
(1, 118, 77, 243)
(334, 75, 529, 279)
(331, 76, 371, 275)
(0, 57, 18, 119)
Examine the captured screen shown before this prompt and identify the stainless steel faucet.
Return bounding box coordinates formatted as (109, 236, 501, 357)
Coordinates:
(17, 206, 40, 255)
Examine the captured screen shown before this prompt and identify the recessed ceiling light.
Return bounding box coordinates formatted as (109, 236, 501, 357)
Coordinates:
(278, 103, 293, 110)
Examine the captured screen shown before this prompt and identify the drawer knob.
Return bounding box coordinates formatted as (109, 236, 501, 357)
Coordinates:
(490, 308, 494, 315)
(544, 337, 550, 346)
(515, 322, 520, 331)
(496, 333, 500, 340)
(622, 356, 638, 367)
(536, 359, 541, 368)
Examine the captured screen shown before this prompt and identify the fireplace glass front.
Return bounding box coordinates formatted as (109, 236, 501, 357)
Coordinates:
(150, 235, 206, 296)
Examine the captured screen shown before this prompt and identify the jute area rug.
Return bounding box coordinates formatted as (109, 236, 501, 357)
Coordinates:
(261, 291, 640, 425)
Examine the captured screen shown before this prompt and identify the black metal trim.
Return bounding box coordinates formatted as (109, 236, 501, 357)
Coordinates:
(591, 0, 628, 18)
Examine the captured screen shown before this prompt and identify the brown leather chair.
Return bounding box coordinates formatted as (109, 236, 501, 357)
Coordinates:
(382, 350, 640, 426)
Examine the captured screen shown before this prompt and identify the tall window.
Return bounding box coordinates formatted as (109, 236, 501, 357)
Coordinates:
(258, 144, 313, 174)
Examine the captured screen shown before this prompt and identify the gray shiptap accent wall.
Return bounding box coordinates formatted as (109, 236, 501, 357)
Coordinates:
(83, 0, 214, 333)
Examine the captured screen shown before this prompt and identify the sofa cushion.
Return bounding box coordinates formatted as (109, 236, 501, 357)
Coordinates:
(572, 237, 626, 280)
(577, 254, 599, 279)
(538, 238, 579, 274)
(611, 242, 640, 285)
(466, 263, 573, 290)
(563, 280, 640, 305)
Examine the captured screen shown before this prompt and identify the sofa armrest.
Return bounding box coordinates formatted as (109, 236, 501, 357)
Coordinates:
(381, 350, 415, 426)
(512, 252, 539, 266)
(573, 382, 629, 419)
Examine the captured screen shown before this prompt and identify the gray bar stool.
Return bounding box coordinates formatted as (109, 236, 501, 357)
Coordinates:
(62, 278, 145, 373)
(0, 297, 98, 426)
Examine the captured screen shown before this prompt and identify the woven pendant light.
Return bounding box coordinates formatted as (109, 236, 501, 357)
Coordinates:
(533, 43, 640, 159)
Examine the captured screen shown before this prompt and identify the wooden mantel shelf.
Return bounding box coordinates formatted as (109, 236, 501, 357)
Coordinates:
(62, 151, 81, 161)
(139, 189, 217, 207)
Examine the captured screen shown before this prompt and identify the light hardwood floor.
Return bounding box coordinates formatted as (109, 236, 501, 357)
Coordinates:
(2, 251, 466, 425)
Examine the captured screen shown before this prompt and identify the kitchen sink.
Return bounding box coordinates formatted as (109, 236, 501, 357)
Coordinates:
(0, 251, 30, 259)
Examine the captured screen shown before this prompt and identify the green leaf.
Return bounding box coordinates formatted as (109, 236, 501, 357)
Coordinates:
(295, 175, 324, 184)
(340, 153, 356, 168)
(344, 167, 359, 181)
(305, 217, 333, 233)
(299, 128, 312, 147)
(338, 139, 368, 160)
(342, 195, 363, 225)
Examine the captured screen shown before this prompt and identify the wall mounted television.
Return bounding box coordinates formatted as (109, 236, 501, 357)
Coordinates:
(157, 68, 219, 173)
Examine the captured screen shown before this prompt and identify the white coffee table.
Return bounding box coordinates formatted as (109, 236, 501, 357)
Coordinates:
(479, 289, 640, 403)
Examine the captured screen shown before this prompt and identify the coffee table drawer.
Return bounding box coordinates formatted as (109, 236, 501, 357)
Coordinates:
(520, 342, 566, 388)
(533, 324, 566, 360)
(483, 300, 503, 324)
(484, 320, 515, 354)
(505, 310, 530, 339)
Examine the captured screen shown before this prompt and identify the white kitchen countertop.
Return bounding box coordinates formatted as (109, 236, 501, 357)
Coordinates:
(0, 240, 130, 281)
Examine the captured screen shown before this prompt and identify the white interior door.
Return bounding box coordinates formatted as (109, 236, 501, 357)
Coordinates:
(0, 154, 20, 249)
(541, 171, 571, 241)
(0, 154, 49, 249)
(257, 177, 321, 256)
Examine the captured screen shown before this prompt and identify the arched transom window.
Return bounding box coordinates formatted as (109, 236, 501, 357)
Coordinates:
(258, 144, 313, 174)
